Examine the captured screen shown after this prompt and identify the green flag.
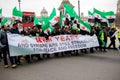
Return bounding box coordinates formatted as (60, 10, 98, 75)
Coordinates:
(12, 7, 23, 21)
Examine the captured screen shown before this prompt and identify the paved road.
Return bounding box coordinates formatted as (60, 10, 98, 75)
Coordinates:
(0, 49, 120, 80)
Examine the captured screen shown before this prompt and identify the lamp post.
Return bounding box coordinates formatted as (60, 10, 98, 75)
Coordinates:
(78, 0, 80, 17)
(18, 0, 21, 11)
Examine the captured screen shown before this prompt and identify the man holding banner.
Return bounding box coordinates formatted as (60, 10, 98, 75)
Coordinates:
(0, 25, 17, 68)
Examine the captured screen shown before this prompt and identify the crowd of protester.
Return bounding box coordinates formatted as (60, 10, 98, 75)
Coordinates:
(0, 17, 118, 69)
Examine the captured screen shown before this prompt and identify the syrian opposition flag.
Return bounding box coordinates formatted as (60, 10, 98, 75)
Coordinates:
(93, 8, 103, 19)
(42, 9, 56, 32)
(1, 17, 12, 26)
(64, 4, 91, 33)
(0, 8, 2, 18)
(93, 8, 110, 27)
(93, 8, 109, 22)
(99, 13, 108, 22)
(79, 19, 91, 33)
(42, 8, 58, 35)
(103, 11, 115, 23)
(49, 8, 59, 26)
(103, 11, 115, 19)
(12, 7, 22, 21)
(64, 4, 80, 26)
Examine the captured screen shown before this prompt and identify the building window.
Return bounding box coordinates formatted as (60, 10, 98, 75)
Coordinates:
(22, 16, 34, 22)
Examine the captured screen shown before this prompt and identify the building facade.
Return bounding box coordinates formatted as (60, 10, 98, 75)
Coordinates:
(40, 7, 48, 17)
(58, 0, 74, 15)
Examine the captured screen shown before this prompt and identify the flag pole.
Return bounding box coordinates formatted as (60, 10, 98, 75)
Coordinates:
(18, 0, 21, 11)
(78, 0, 80, 17)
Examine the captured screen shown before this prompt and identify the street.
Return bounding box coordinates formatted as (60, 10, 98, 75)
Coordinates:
(0, 49, 120, 80)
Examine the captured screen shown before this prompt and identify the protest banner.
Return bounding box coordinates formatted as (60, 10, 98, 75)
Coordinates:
(7, 33, 99, 56)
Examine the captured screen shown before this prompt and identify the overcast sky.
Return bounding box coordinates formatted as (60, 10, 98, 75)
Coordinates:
(0, 0, 118, 17)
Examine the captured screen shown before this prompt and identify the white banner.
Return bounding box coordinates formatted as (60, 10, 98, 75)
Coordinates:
(7, 33, 99, 56)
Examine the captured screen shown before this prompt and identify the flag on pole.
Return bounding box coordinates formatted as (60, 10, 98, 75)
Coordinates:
(103, 11, 115, 19)
(64, 4, 91, 33)
(1, 17, 11, 26)
(42, 8, 58, 35)
(79, 20, 91, 33)
(93, 8, 103, 19)
(12, 7, 22, 21)
(93, 8, 110, 27)
(49, 8, 59, 26)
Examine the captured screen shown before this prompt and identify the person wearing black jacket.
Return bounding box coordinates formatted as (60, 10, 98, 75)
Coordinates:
(10, 23, 22, 65)
(89, 27, 96, 53)
(29, 26, 42, 61)
(108, 28, 116, 49)
(0, 25, 17, 68)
